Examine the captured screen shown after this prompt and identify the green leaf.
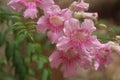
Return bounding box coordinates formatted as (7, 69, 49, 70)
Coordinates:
(26, 77, 37, 80)
(10, 15, 21, 20)
(28, 68, 35, 75)
(34, 43, 42, 55)
(3, 77, 14, 80)
(0, 7, 12, 14)
(0, 69, 5, 77)
(17, 29, 26, 35)
(13, 50, 28, 80)
(0, 26, 14, 47)
(5, 26, 14, 34)
(15, 33, 26, 44)
(112, 27, 120, 35)
(0, 6, 13, 24)
(27, 43, 35, 55)
(27, 33, 34, 41)
(13, 22, 23, 26)
(27, 43, 42, 56)
(25, 21, 36, 28)
(0, 32, 6, 46)
(37, 56, 48, 70)
(12, 22, 25, 30)
(41, 69, 49, 80)
(5, 41, 14, 61)
(36, 32, 46, 41)
(44, 40, 53, 50)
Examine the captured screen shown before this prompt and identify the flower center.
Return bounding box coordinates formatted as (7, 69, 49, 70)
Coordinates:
(25, 0, 35, 2)
(70, 30, 88, 43)
(99, 51, 106, 58)
(63, 49, 78, 60)
(49, 15, 64, 27)
(99, 49, 109, 58)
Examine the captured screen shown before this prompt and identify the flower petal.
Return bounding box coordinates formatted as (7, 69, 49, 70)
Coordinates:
(8, 0, 25, 12)
(61, 64, 76, 77)
(24, 8, 38, 19)
(64, 18, 80, 36)
(47, 31, 62, 44)
(39, 0, 55, 10)
(49, 51, 62, 68)
(61, 8, 72, 20)
(37, 16, 49, 33)
(81, 19, 96, 33)
(57, 36, 71, 52)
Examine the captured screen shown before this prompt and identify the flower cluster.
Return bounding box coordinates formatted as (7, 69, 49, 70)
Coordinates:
(8, 0, 120, 78)
(8, 0, 54, 19)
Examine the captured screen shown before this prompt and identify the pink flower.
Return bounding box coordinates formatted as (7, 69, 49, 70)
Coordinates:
(94, 42, 112, 70)
(112, 45, 120, 54)
(73, 12, 98, 20)
(47, 31, 63, 44)
(72, 0, 89, 12)
(110, 41, 120, 55)
(8, 0, 55, 19)
(24, 8, 38, 19)
(74, 12, 98, 19)
(39, 0, 55, 10)
(57, 18, 97, 51)
(83, 12, 98, 19)
(37, 5, 72, 43)
(8, 0, 25, 12)
(49, 48, 92, 77)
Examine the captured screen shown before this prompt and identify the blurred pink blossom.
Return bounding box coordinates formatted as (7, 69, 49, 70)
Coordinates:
(24, 8, 38, 19)
(49, 48, 92, 77)
(57, 18, 97, 51)
(72, 0, 89, 12)
(83, 12, 98, 19)
(8, 0, 54, 19)
(94, 42, 113, 70)
(37, 5, 72, 43)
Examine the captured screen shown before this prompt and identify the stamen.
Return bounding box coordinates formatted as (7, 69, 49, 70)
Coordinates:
(49, 15, 64, 27)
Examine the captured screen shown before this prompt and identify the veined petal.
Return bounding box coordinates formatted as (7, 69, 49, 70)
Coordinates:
(61, 64, 76, 77)
(71, 0, 89, 12)
(57, 36, 71, 52)
(49, 48, 92, 77)
(44, 5, 61, 16)
(24, 8, 38, 19)
(8, 0, 25, 12)
(61, 8, 72, 20)
(39, 0, 55, 10)
(49, 51, 62, 68)
(81, 19, 96, 33)
(37, 16, 49, 32)
(47, 31, 62, 44)
(64, 18, 80, 36)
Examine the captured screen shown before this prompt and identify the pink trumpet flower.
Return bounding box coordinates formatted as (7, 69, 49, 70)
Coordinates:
(37, 5, 72, 43)
(49, 48, 92, 77)
(94, 42, 113, 70)
(72, 0, 89, 12)
(8, 0, 55, 19)
(57, 18, 97, 52)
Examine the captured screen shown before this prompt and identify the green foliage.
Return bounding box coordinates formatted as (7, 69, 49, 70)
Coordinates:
(3, 77, 15, 80)
(0, 3, 51, 80)
(13, 50, 28, 80)
(112, 26, 120, 35)
(41, 69, 50, 80)
(37, 56, 49, 70)
(0, 31, 6, 46)
(5, 41, 14, 61)
(0, 6, 12, 23)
